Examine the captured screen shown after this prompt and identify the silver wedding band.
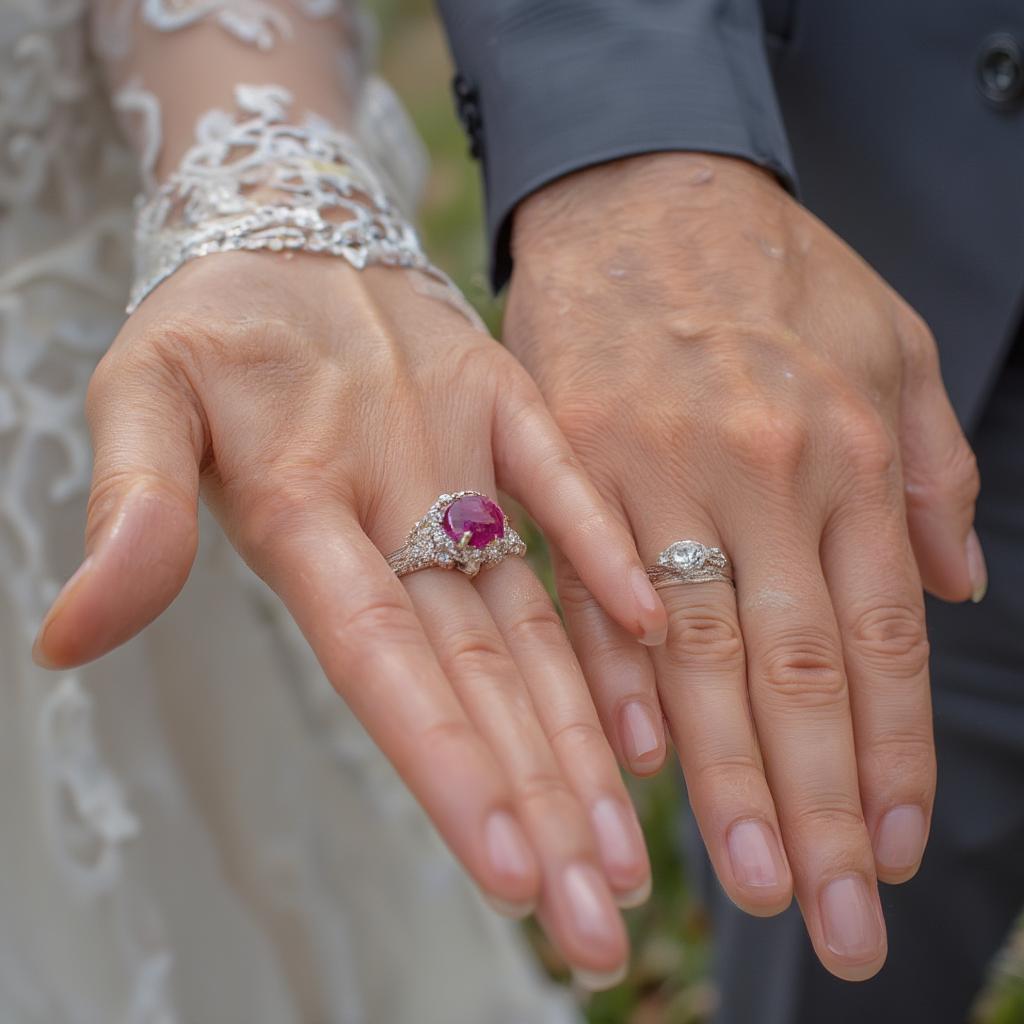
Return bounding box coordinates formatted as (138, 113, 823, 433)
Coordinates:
(645, 539, 734, 589)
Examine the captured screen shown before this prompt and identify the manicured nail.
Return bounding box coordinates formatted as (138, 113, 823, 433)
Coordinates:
(563, 862, 622, 946)
(615, 876, 652, 910)
(966, 529, 988, 603)
(571, 962, 628, 992)
(874, 805, 926, 874)
(630, 568, 666, 646)
(32, 555, 95, 667)
(619, 701, 662, 769)
(819, 875, 884, 961)
(591, 798, 648, 888)
(484, 894, 535, 920)
(727, 819, 782, 889)
(484, 811, 534, 884)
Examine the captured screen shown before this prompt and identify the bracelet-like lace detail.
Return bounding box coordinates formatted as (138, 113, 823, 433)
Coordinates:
(128, 84, 448, 312)
(94, 0, 347, 57)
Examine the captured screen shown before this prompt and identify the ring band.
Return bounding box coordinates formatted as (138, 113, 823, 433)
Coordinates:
(385, 491, 526, 579)
(645, 539, 734, 589)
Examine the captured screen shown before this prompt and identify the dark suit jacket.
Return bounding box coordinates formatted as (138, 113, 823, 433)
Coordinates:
(436, 0, 1024, 430)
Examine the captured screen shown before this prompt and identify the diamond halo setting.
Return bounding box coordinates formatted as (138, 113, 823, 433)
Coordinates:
(386, 491, 526, 579)
(647, 539, 734, 589)
(662, 540, 707, 572)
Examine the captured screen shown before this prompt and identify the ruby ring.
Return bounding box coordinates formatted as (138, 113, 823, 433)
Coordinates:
(385, 492, 527, 579)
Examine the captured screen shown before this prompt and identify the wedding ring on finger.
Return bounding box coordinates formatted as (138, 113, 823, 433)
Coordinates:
(645, 540, 734, 589)
(385, 491, 527, 579)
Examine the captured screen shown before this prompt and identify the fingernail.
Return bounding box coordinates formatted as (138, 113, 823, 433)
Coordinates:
(563, 862, 622, 946)
(630, 568, 666, 646)
(484, 811, 534, 884)
(590, 798, 648, 887)
(874, 805, 926, 874)
(619, 701, 662, 768)
(727, 819, 782, 889)
(571, 962, 628, 992)
(32, 555, 96, 668)
(483, 894, 535, 920)
(615, 876, 652, 910)
(819, 875, 884, 962)
(966, 529, 988, 603)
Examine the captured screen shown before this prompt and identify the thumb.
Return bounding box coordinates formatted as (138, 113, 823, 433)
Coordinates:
(899, 324, 984, 604)
(33, 350, 204, 668)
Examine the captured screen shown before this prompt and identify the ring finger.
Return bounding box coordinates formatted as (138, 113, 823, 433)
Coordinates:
(630, 504, 793, 917)
(396, 493, 628, 979)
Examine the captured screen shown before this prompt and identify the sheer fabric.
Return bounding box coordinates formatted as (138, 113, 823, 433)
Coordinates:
(0, 2, 578, 1020)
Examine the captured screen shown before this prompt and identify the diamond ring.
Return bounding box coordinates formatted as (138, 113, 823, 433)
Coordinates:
(385, 492, 527, 579)
(645, 539, 734, 589)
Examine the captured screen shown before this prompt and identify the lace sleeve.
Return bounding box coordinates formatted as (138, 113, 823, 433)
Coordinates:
(86, 1, 467, 316)
(90, 1, 364, 185)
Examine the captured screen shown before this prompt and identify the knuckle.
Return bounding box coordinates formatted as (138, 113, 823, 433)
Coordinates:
(758, 630, 848, 708)
(861, 730, 936, 792)
(418, 716, 478, 754)
(504, 600, 567, 650)
(897, 307, 941, 379)
(666, 603, 744, 668)
(791, 799, 867, 837)
(337, 595, 416, 647)
(516, 770, 575, 809)
(546, 719, 607, 758)
(905, 439, 979, 514)
(944, 442, 981, 503)
(86, 467, 191, 522)
(326, 595, 424, 677)
(849, 602, 930, 680)
(722, 405, 809, 478)
(833, 403, 897, 481)
(556, 569, 598, 619)
(446, 626, 516, 681)
(692, 754, 764, 796)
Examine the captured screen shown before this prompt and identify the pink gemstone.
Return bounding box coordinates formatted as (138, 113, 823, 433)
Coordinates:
(442, 494, 505, 549)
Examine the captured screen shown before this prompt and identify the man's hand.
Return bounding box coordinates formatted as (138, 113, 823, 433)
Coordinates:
(505, 153, 982, 981)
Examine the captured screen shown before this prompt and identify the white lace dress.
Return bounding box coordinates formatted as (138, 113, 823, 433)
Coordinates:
(0, 2, 579, 1021)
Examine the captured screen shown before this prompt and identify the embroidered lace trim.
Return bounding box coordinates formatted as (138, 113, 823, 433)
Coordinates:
(128, 84, 450, 312)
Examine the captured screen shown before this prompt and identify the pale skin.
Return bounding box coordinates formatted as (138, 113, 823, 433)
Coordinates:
(49, 0, 670, 987)
(505, 152, 984, 981)
(32, 254, 668, 984)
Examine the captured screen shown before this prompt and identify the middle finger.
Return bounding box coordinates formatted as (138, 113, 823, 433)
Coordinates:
(733, 508, 888, 980)
(629, 501, 794, 917)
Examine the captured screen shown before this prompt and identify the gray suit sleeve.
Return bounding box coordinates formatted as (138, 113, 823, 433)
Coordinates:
(435, 0, 797, 289)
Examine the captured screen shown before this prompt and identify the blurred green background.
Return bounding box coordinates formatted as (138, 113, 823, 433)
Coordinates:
(371, 2, 1024, 1021)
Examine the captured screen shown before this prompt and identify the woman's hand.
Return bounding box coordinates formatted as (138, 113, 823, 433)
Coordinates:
(33, 253, 668, 984)
(505, 153, 982, 981)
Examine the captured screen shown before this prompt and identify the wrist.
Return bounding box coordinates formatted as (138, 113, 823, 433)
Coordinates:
(511, 152, 782, 264)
